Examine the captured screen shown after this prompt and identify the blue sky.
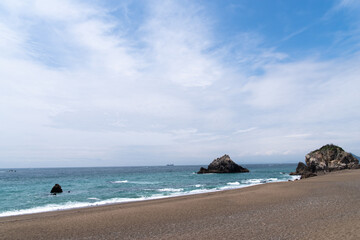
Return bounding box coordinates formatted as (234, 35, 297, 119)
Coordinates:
(0, 0, 359, 167)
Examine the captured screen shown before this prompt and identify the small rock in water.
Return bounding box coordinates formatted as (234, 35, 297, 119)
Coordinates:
(197, 154, 249, 174)
(50, 184, 63, 194)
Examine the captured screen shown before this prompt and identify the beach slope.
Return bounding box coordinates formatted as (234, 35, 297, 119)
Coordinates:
(1, 170, 360, 239)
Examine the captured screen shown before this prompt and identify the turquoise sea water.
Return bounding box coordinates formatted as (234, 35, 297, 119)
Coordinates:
(0, 164, 299, 217)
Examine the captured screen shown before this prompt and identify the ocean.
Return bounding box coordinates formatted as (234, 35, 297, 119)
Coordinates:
(0, 164, 299, 217)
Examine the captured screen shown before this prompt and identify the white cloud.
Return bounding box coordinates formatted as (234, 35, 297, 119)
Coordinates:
(242, 57, 360, 118)
(0, 0, 233, 166)
(0, 0, 360, 167)
(1, 0, 96, 21)
(141, 0, 226, 87)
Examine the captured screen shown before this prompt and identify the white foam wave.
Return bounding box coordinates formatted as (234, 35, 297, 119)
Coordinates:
(242, 178, 280, 185)
(187, 188, 214, 194)
(158, 188, 184, 192)
(88, 197, 100, 200)
(0, 197, 156, 218)
(266, 178, 278, 182)
(194, 184, 204, 188)
(0, 202, 93, 217)
(227, 181, 240, 186)
(111, 180, 128, 184)
(219, 184, 251, 190)
(290, 175, 301, 181)
(110, 180, 159, 185)
(242, 179, 262, 184)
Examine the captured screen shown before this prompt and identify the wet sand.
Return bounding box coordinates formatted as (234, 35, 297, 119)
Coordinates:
(1, 169, 360, 240)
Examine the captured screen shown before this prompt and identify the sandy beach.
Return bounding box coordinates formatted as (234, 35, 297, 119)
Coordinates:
(1, 170, 360, 240)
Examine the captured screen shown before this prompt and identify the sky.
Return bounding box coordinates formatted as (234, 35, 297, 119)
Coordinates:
(1, 0, 360, 167)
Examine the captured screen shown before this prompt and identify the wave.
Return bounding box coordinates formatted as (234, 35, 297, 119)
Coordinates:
(290, 175, 301, 181)
(0, 202, 94, 217)
(187, 188, 215, 194)
(110, 180, 128, 184)
(0, 196, 158, 218)
(0, 193, 186, 218)
(227, 181, 240, 186)
(158, 188, 184, 192)
(110, 180, 160, 185)
(241, 178, 280, 185)
(242, 179, 263, 184)
(131, 181, 160, 185)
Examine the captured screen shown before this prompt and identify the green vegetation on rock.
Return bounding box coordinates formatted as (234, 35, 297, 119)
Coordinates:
(312, 144, 344, 153)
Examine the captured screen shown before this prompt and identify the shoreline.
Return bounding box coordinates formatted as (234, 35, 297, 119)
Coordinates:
(0, 174, 300, 218)
(2, 169, 360, 239)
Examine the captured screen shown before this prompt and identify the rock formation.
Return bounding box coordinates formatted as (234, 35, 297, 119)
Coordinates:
(290, 162, 317, 178)
(50, 184, 63, 194)
(197, 154, 249, 174)
(290, 144, 359, 179)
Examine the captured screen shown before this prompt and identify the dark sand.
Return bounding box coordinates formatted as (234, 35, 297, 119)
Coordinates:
(1, 170, 360, 240)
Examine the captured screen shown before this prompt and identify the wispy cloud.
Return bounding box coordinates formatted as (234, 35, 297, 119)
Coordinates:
(0, 0, 360, 166)
(141, 1, 227, 87)
(234, 127, 258, 134)
(281, 26, 309, 42)
(337, 0, 360, 8)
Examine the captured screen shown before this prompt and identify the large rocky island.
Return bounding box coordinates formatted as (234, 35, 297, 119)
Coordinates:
(291, 144, 359, 178)
(197, 154, 249, 174)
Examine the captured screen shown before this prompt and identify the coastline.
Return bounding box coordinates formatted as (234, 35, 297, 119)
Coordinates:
(0, 165, 299, 218)
(0, 176, 300, 218)
(0, 177, 296, 218)
(1, 169, 360, 239)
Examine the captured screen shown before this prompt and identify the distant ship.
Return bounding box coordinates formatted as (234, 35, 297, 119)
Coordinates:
(166, 164, 174, 166)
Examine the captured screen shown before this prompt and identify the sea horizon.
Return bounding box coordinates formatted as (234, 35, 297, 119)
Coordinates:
(1, 162, 300, 169)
